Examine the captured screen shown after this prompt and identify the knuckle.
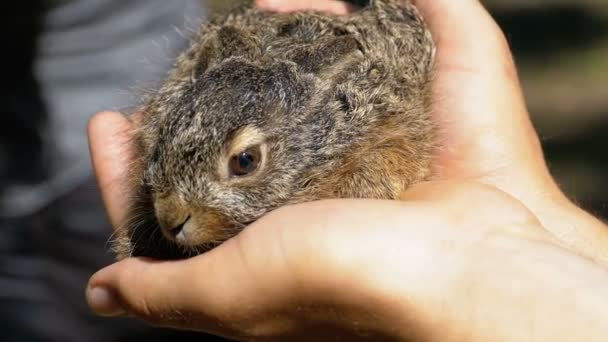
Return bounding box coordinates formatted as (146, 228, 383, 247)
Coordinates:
(131, 296, 157, 320)
(115, 260, 158, 319)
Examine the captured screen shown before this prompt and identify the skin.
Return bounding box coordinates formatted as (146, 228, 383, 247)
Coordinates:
(86, 0, 608, 341)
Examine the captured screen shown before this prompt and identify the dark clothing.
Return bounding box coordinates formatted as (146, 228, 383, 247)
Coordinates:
(0, 1, 227, 341)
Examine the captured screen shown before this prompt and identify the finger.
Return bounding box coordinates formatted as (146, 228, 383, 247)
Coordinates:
(86, 233, 302, 339)
(87, 111, 135, 228)
(412, 0, 562, 207)
(86, 182, 545, 337)
(254, 0, 357, 15)
(413, 0, 512, 71)
(84, 201, 413, 338)
(416, 0, 541, 165)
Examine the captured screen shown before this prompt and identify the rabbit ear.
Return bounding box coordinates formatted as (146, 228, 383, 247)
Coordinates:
(192, 45, 214, 77)
(289, 36, 361, 74)
(215, 26, 262, 60)
(192, 26, 261, 77)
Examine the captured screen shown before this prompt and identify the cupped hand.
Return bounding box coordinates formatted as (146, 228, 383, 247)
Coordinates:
(86, 177, 608, 341)
(86, 0, 608, 341)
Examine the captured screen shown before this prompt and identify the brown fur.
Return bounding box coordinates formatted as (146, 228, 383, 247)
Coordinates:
(114, 0, 437, 260)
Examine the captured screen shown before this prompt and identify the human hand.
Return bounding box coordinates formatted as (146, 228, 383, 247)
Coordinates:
(85, 0, 608, 341)
(86, 177, 608, 341)
(259, 0, 608, 262)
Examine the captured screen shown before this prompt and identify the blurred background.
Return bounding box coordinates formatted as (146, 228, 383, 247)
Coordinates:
(1, 1, 606, 342)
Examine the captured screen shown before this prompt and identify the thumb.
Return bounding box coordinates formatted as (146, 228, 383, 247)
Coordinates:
(86, 232, 301, 339)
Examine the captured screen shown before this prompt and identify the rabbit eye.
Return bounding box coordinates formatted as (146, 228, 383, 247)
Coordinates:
(229, 146, 261, 177)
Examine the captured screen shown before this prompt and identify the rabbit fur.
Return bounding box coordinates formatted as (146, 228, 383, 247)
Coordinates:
(115, 0, 437, 259)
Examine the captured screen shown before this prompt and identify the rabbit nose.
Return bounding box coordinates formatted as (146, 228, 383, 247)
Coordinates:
(153, 194, 190, 232)
(165, 215, 191, 238)
(156, 212, 190, 232)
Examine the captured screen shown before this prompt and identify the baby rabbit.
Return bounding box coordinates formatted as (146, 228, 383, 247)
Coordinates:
(115, 0, 437, 260)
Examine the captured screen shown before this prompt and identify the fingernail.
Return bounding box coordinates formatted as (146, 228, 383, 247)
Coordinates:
(86, 286, 127, 317)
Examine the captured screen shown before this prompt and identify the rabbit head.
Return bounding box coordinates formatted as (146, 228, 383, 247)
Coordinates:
(127, 24, 365, 255)
(118, 0, 436, 259)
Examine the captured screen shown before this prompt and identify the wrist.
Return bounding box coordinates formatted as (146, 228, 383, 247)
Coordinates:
(535, 193, 608, 267)
(508, 170, 608, 267)
(355, 228, 608, 342)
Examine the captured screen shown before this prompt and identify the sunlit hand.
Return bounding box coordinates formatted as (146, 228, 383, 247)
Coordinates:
(85, 1, 608, 341)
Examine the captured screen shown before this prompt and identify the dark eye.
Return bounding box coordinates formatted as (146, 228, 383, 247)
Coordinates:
(229, 146, 261, 177)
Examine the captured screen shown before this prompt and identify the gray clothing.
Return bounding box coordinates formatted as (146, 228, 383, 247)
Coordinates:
(0, 1, 230, 341)
(1, 0, 204, 218)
